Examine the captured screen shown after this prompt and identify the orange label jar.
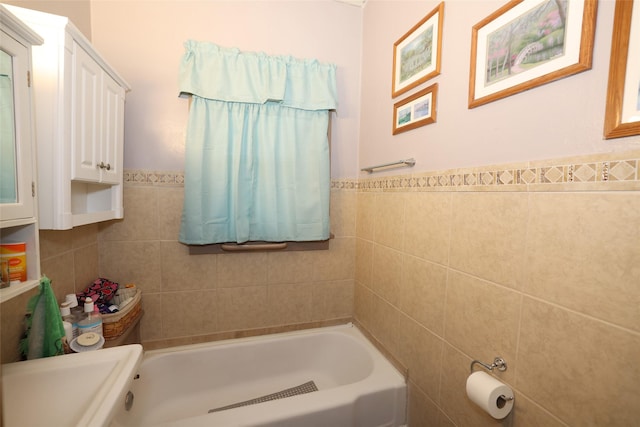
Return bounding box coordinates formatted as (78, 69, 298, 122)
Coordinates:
(0, 243, 27, 284)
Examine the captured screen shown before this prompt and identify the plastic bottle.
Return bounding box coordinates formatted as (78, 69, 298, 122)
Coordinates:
(60, 301, 79, 339)
(77, 297, 103, 337)
(65, 294, 84, 317)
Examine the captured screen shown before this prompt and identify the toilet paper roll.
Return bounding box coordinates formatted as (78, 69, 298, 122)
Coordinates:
(466, 371, 514, 419)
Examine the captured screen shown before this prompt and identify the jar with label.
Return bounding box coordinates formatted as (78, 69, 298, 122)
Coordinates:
(0, 242, 27, 285)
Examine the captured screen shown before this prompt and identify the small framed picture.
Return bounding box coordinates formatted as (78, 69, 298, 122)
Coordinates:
(391, 2, 444, 98)
(393, 83, 438, 135)
(468, 0, 597, 108)
(603, 0, 640, 139)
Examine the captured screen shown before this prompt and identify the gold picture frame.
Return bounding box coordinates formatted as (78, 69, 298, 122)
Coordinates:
(391, 2, 444, 98)
(393, 83, 438, 135)
(468, 0, 598, 108)
(603, 0, 640, 139)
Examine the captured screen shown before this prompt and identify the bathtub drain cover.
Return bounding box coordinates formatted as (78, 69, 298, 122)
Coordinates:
(208, 381, 318, 413)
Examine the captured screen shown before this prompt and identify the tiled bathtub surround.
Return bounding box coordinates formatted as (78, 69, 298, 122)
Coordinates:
(99, 177, 356, 348)
(353, 150, 640, 426)
(1, 149, 639, 426)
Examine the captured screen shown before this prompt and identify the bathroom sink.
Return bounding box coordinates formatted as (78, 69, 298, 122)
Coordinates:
(2, 344, 143, 427)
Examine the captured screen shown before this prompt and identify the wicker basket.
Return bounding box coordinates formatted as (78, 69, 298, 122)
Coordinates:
(102, 288, 142, 341)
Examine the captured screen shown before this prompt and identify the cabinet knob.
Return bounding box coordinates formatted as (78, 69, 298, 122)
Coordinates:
(98, 162, 112, 170)
(106, 163, 111, 171)
(98, 162, 105, 169)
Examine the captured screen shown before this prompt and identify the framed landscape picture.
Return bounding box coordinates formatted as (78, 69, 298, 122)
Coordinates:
(393, 83, 438, 135)
(603, 0, 640, 139)
(392, 2, 444, 98)
(468, 0, 598, 108)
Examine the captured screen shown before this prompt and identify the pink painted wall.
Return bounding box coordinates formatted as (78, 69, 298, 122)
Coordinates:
(4, 0, 92, 39)
(16, 0, 640, 177)
(359, 0, 640, 176)
(90, 0, 363, 178)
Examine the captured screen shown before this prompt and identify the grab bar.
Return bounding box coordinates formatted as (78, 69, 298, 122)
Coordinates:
(221, 242, 288, 252)
(361, 158, 415, 173)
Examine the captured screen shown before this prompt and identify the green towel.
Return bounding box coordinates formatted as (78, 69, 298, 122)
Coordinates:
(20, 276, 65, 359)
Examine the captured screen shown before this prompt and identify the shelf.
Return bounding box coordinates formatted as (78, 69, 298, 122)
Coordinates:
(0, 5, 42, 304)
(0, 278, 40, 304)
(0, 217, 37, 229)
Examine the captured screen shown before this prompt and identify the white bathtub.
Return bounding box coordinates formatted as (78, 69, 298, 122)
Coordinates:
(111, 323, 406, 427)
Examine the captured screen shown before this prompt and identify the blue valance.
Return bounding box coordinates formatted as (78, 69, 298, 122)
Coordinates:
(178, 41, 335, 245)
(178, 40, 338, 111)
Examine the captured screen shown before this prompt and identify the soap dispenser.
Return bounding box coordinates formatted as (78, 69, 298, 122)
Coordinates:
(77, 297, 103, 337)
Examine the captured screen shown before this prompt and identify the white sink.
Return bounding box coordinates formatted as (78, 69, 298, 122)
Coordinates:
(2, 344, 143, 427)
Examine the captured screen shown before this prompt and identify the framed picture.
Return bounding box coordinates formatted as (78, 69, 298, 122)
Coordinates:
(603, 0, 640, 139)
(393, 83, 438, 135)
(392, 2, 444, 98)
(468, 0, 598, 108)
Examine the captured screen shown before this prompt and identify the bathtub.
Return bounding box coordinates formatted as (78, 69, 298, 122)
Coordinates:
(110, 323, 406, 427)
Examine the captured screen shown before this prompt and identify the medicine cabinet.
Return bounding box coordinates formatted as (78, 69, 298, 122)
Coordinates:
(6, 5, 131, 230)
(0, 5, 43, 302)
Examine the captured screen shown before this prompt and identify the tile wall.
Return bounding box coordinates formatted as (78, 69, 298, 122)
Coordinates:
(1, 224, 100, 363)
(353, 150, 640, 426)
(98, 173, 356, 348)
(2, 149, 639, 427)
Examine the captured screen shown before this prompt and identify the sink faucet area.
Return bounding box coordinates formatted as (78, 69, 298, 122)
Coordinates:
(2, 344, 143, 427)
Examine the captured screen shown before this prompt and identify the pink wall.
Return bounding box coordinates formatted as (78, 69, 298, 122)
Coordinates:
(10, 0, 640, 178)
(89, 0, 363, 178)
(360, 0, 640, 176)
(3, 0, 92, 38)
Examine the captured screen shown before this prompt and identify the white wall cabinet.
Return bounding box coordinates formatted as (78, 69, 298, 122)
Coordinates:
(72, 42, 125, 185)
(6, 5, 130, 230)
(0, 5, 43, 302)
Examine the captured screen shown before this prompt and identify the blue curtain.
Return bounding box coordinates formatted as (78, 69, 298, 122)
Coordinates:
(178, 41, 337, 244)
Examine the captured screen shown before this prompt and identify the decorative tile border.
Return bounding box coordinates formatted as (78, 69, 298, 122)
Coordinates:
(125, 170, 358, 189)
(124, 170, 184, 186)
(331, 179, 358, 190)
(125, 150, 640, 192)
(356, 152, 640, 192)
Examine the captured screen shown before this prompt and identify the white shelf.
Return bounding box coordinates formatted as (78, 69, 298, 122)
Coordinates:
(0, 278, 40, 303)
(1, 5, 42, 304)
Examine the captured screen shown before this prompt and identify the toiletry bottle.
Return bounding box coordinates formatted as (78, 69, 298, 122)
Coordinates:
(60, 301, 79, 339)
(65, 294, 83, 316)
(77, 297, 103, 337)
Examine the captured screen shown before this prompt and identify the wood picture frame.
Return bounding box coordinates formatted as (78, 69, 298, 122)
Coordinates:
(468, 0, 598, 108)
(392, 2, 444, 98)
(603, 0, 640, 139)
(393, 83, 438, 135)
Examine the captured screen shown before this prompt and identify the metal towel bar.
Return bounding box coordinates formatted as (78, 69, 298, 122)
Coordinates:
(361, 158, 415, 173)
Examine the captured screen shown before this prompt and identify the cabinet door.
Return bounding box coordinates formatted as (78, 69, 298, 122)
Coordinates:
(0, 31, 35, 223)
(71, 42, 101, 182)
(100, 73, 125, 184)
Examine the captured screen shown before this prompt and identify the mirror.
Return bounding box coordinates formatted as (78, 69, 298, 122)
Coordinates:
(0, 48, 18, 204)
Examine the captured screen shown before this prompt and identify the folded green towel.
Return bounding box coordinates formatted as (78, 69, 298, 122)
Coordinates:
(20, 276, 65, 359)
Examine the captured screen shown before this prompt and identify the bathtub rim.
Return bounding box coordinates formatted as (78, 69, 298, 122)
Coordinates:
(119, 322, 408, 426)
(142, 322, 395, 366)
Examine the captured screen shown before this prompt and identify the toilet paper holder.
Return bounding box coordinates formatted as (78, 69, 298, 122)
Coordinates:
(470, 356, 508, 374)
(470, 356, 514, 402)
